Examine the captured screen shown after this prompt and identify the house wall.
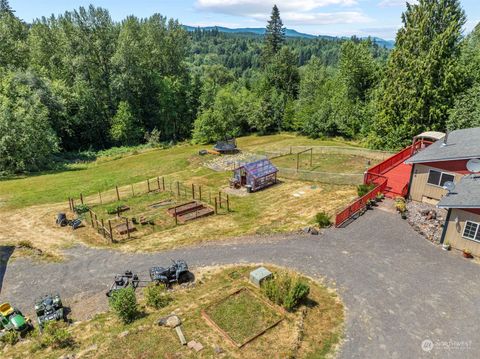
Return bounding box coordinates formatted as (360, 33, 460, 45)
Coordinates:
(409, 162, 466, 204)
(444, 209, 480, 256)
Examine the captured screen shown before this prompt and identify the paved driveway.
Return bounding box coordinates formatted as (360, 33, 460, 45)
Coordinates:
(1, 209, 479, 358)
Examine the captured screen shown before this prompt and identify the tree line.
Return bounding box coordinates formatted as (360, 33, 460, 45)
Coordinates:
(0, 0, 479, 174)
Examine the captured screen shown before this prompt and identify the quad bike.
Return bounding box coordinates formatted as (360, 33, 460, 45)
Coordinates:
(149, 260, 191, 286)
(35, 294, 65, 329)
(106, 271, 140, 297)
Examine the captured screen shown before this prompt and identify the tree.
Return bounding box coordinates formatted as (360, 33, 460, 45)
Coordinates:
(0, 7, 28, 69)
(264, 5, 285, 59)
(371, 0, 466, 149)
(0, 0, 13, 14)
(447, 84, 480, 129)
(110, 101, 143, 145)
(265, 47, 300, 99)
(0, 70, 59, 173)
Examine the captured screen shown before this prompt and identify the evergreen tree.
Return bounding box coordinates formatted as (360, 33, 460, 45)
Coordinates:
(264, 5, 285, 59)
(371, 0, 466, 149)
(0, 0, 13, 14)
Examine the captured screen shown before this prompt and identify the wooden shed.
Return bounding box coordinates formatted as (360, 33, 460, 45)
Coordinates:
(233, 159, 278, 192)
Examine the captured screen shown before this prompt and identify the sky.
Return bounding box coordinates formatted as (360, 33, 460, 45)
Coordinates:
(9, 0, 480, 40)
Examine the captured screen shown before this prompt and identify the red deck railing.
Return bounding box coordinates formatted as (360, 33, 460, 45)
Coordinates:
(335, 176, 388, 227)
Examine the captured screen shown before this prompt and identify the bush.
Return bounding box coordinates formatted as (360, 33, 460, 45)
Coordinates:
(38, 322, 74, 349)
(74, 204, 90, 214)
(261, 272, 310, 312)
(357, 184, 375, 197)
(144, 284, 173, 309)
(1, 331, 19, 346)
(109, 287, 138, 323)
(18, 240, 34, 249)
(315, 212, 331, 228)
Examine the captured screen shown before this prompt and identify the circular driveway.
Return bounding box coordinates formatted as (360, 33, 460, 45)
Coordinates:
(1, 209, 479, 358)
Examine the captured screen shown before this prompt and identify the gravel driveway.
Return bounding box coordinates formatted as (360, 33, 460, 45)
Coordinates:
(1, 209, 479, 358)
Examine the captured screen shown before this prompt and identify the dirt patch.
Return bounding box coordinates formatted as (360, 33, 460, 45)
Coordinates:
(0, 203, 74, 259)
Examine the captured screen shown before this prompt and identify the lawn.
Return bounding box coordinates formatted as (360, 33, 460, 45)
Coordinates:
(0, 133, 379, 254)
(2, 265, 345, 359)
(272, 153, 378, 173)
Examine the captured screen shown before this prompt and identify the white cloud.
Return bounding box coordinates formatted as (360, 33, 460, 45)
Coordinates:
(378, 0, 418, 8)
(195, 0, 370, 26)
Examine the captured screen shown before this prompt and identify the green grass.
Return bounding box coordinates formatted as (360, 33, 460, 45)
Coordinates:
(272, 153, 375, 173)
(205, 289, 283, 345)
(0, 133, 362, 210)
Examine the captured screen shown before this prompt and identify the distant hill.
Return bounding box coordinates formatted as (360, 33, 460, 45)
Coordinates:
(183, 25, 395, 49)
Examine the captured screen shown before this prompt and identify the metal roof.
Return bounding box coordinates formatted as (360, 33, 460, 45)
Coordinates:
(414, 131, 446, 141)
(240, 159, 278, 178)
(437, 175, 480, 208)
(406, 127, 480, 164)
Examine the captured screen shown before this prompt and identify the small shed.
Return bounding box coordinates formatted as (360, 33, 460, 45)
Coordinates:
(233, 159, 278, 192)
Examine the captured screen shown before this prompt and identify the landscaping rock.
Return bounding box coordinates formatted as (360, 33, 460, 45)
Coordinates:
(158, 315, 181, 328)
(406, 202, 446, 244)
(310, 228, 319, 235)
(118, 330, 129, 338)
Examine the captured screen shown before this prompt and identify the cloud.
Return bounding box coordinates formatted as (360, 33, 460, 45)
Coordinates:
(378, 0, 417, 7)
(195, 0, 370, 26)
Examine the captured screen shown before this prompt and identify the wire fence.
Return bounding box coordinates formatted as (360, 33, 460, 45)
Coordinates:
(263, 145, 393, 161)
(277, 167, 364, 185)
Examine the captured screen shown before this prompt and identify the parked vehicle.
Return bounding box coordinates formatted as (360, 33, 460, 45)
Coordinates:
(106, 271, 139, 297)
(149, 260, 190, 286)
(0, 303, 31, 335)
(35, 294, 65, 329)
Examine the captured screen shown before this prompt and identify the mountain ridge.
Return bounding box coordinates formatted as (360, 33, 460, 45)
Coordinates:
(183, 25, 395, 49)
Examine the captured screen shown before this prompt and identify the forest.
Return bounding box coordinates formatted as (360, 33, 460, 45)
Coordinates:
(0, 0, 479, 174)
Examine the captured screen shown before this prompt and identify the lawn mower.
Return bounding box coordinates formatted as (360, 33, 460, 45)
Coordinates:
(106, 270, 140, 297)
(0, 302, 32, 336)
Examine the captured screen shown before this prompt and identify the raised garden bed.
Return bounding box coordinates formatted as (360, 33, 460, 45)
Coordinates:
(202, 287, 284, 347)
(167, 201, 204, 217)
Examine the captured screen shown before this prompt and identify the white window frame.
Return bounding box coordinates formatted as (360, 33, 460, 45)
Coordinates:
(426, 169, 455, 188)
(462, 220, 480, 243)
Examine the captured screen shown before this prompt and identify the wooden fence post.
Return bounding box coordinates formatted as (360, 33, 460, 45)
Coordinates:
(71, 199, 75, 210)
(157, 177, 161, 190)
(199, 186, 202, 201)
(101, 219, 106, 239)
(89, 210, 94, 228)
(94, 213, 98, 229)
(108, 220, 113, 243)
(209, 190, 212, 204)
(99, 192, 103, 205)
(192, 184, 195, 200)
(177, 182, 180, 196)
(226, 195, 230, 212)
(116, 186, 120, 201)
(162, 177, 165, 191)
(214, 197, 218, 214)
(126, 218, 130, 239)
(80, 193, 84, 205)
(131, 184, 135, 197)
(147, 179, 151, 193)
(68, 198, 72, 211)
(218, 191, 222, 208)
(310, 148, 313, 168)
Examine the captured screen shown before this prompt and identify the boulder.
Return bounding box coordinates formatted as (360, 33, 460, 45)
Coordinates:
(158, 315, 181, 328)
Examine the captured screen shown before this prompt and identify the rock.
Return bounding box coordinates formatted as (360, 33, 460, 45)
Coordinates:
(76, 344, 98, 358)
(214, 346, 224, 354)
(310, 228, 319, 235)
(118, 330, 129, 338)
(302, 226, 311, 234)
(158, 315, 181, 328)
(187, 340, 204, 352)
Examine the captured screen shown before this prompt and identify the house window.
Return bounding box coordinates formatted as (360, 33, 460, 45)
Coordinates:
(427, 170, 455, 187)
(462, 221, 480, 243)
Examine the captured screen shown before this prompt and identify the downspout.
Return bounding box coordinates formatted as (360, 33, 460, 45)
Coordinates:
(406, 164, 416, 200)
(439, 208, 452, 244)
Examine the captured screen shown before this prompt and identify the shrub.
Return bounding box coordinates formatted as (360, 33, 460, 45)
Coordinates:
(261, 272, 310, 312)
(357, 184, 375, 197)
(395, 201, 407, 213)
(144, 284, 172, 310)
(315, 211, 331, 228)
(109, 287, 138, 323)
(18, 240, 34, 249)
(74, 204, 90, 214)
(1, 331, 19, 346)
(39, 322, 74, 349)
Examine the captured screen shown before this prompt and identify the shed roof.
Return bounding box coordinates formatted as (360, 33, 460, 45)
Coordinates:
(240, 159, 277, 178)
(414, 131, 446, 141)
(437, 175, 480, 209)
(406, 127, 480, 164)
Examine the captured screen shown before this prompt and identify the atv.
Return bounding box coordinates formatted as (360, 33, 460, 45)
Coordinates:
(0, 302, 31, 336)
(35, 294, 65, 329)
(149, 259, 191, 286)
(106, 271, 139, 297)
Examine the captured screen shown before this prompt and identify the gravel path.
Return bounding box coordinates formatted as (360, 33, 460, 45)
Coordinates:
(1, 209, 480, 358)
